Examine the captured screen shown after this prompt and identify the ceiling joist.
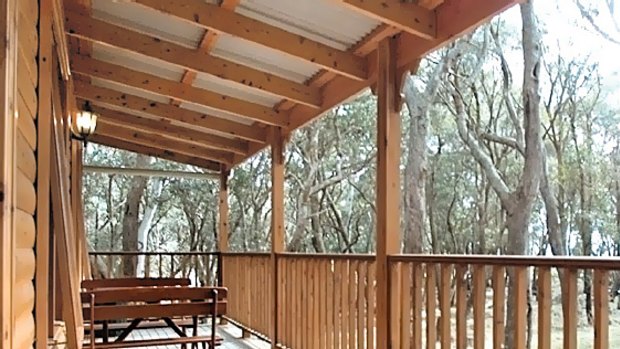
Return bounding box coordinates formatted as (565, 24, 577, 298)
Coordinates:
(95, 120, 235, 165)
(90, 134, 221, 171)
(71, 55, 289, 127)
(87, 104, 249, 155)
(64, 10, 322, 108)
(73, 81, 268, 143)
(132, 0, 368, 81)
(338, 0, 436, 39)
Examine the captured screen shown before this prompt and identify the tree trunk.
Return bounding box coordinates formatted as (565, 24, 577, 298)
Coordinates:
(136, 179, 163, 276)
(121, 154, 150, 276)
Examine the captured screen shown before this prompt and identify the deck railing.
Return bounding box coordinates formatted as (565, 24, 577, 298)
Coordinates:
(88, 251, 619, 348)
(389, 255, 618, 349)
(88, 251, 220, 286)
(221, 252, 273, 339)
(277, 253, 376, 349)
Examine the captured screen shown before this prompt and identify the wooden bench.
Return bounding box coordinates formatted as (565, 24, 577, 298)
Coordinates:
(82, 286, 227, 349)
(81, 277, 191, 290)
(82, 278, 194, 336)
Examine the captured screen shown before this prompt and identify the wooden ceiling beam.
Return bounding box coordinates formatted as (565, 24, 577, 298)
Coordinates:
(337, 0, 436, 39)
(73, 81, 268, 143)
(90, 134, 221, 171)
(86, 104, 249, 155)
(283, 0, 521, 148)
(173, 0, 241, 106)
(64, 10, 321, 108)
(95, 120, 236, 165)
(71, 55, 289, 127)
(133, 0, 368, 81)
(396, 0, 521, 69)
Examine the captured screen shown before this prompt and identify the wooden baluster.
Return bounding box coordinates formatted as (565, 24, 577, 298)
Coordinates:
(426, 264, 437, 349)
(194, 255, 198, 286)
(327, 260, 335, 349)
(440, 264, 452, 349)
(389, 261, 401, 349)
(456, 265, 467, 349)
(563, 268, 578, 349)
(296, 259, 303, 349)
(320, 260, 328, 349)
(473, 265, 486, 349)
(593, 269, 609, 349)
(170, 254, 175, 277)
(314, 260, 321, 349)
(349, 260, 358, 349)
(304, 259, 310, 349)
(158, 254, 163, 277)
(400, 263, 411, 349)
(537, 267, 551, 349)
(367, 262, 376, 349)
(287, 259, 293, 347)
(412, 263, 423, 349)
(278, 257, 285, 345)
(514, 267, 528, 349)
(358, 261, 366, 349)
(342, 260, 350, 348)
(334, 260, 342, 349)
(493, 266, 506, 349)
(144, 255, 150, 278)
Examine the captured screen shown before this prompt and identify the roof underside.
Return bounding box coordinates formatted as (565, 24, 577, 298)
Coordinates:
(63, 0, 520, 172)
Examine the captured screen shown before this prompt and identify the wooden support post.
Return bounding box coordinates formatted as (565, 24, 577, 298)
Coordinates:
(36, 0, 53, 346)
(218, 168, 229, 319)
(218, 169, 230, 253)
(375, 36, 402, 349)
(0, 0, 19, 346)
(270, 127, 285, 348)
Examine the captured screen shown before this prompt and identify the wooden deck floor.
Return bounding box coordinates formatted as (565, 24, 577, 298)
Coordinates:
(109, 323, 270, 349)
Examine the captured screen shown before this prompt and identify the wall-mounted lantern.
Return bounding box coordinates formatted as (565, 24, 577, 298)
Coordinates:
(72, 101, 98, 143)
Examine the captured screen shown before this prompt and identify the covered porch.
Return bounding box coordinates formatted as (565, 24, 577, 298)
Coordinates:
(2, 0, 618, 348)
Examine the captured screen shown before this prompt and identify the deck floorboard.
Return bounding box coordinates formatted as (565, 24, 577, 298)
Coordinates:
(98, 322, 270, 349)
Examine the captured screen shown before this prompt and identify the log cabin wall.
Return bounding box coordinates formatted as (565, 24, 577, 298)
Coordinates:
(14, 0, 39, 347)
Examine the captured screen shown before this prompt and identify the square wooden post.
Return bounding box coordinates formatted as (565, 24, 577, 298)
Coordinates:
(35, 1, 53, 347)
(270, 127, 285, 348)
(218, 168, 229, 288)
(218, 168, 230, 253)
(0, 0, 19, 346)
(375, 36, 402, 349)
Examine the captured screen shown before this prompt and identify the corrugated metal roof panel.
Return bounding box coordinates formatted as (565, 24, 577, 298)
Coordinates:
(237, 0, 381, 50)
(193, 72, 281, 107)
(91, 0, 206, 49)
(211, 33, 320, 83)
(92, 42, 184, 81)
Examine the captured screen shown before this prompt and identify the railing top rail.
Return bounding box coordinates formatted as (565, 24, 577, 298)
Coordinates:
(389, 254, 620, 269)
(221, 251, 271, 257)
(277, 252, 376, 261)
(89, 251, 218, 256)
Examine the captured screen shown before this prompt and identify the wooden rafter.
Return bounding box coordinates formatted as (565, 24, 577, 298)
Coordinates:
(64, 10, 321, 108)
(95, 120, 236, 165)
(87, 104, 249, 155)
(70, 55, 289, 127)
(133, 0, 368, 80)
(73, 81, 267, 143)
(241, 24, 401, 165)
(338, 0, 436, 39)
(173, 0, 240, 106)
(396, 0, 520, 69)
(90, 134, 221, 171)
(241, 0, 520, 166)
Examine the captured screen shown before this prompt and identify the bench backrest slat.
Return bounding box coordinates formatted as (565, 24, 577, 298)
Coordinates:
(83, 301, 227, 321)
(81, 277, 191, 290)
(80, 286, 227, 304)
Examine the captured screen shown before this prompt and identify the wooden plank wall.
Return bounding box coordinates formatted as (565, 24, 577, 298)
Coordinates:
(13, 0, 39, 347)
